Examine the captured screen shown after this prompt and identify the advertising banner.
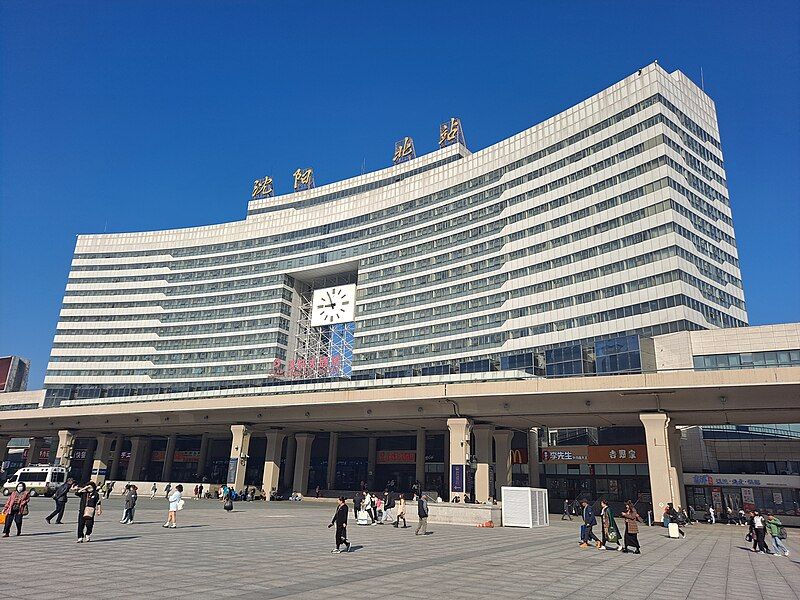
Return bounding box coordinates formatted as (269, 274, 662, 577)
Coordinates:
(741, 487, 756, 511)
(451, 464, 464, 492)
(376, 450, 415, 464)
(588, 445, 647, 463)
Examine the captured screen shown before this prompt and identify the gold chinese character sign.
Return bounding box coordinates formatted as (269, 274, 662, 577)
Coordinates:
(392, 136, 416, 165)
(293, 168, 314, 191)
(439, 117, 466, 148)
(251, 176, 274, 199)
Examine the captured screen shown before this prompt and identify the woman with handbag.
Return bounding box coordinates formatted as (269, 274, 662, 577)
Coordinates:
(164, 484, 184, 528)
(2, 482, 31, 537)
(621, 500, 642, 554)
(599, 499, 622, 551)
(75, 481, 101, 543)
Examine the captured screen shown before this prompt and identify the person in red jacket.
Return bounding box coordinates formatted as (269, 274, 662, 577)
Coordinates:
(2, 482, 31, 537)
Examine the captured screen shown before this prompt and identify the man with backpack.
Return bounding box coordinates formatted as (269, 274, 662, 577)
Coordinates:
(766, 512, 789, 556)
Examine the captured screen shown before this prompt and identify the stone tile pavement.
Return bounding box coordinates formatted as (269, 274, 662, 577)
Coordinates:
(3, 497, 798, 599)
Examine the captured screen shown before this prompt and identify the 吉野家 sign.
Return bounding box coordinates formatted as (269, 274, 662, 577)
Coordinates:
(251, 176, 274, 199)
(587, 445, 647, 464)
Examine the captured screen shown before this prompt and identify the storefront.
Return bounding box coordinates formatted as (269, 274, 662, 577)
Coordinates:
(684, 473, 800, 522)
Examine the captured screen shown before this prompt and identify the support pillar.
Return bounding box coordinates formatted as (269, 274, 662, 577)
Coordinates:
(367, 436, 377, 488)
(262, 431, 286, 499)
(54, 430, 76, 469)
(91, 434, 114, 485)
(282, 434, 296, 489)
(126, 436, 145, 481)
(292, 433, 315, 495)
(26, 437, 45, 466)
(473, 424, 494, 503)
(227, 425, 252, 490)
(447, 417, 471, 502)
(81, 439, 96, 483)
(668, 426, 688, 510)
(161, 433, 178, 482)
(640, 413, 683, 513)
(415, 429, 426, 487)
(527, 428, 541, 488)
(493, 429, 513, 499)
(197, 433, 210, 480)
(109, 434, 124, 480)
(326, 433, 339, 490)
(0, 436, 9, 466)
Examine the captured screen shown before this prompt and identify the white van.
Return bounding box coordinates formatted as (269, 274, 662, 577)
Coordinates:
(2, 465, 69, 497)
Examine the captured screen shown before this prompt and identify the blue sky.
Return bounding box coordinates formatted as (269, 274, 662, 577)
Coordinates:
(1, 1, 798, 387)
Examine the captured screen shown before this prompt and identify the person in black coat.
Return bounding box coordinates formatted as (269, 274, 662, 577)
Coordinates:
(75, 481, 101, 543)
(46, 477, 74, 524)
(579, 499, 601, 548)
(328, 496, 350, 553)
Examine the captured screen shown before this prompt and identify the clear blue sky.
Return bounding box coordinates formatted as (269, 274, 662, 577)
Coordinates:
(1, 1, 798, 388)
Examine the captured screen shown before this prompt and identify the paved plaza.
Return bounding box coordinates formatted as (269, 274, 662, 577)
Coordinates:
(4, 497, 799, 599)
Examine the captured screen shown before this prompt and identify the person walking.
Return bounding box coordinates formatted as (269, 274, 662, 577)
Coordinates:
(708, 505, 716, 524)
(105, 480, 115, 499)
(222, 486, 233, 512)
(621, 500, 642, 554)
(381, 491, 396, 524)
(121, 484, 137, 524)
(2, 482, 31, 537)
(46, 477, 74, 524)
(666, 503, 686, 538)
(150, 483, 158, 499)
(364, 491, 376, 524)
(752, 510, 770, 554)
(394, 494, 407, 528)
(765, 512, 789, 557)
(164, 482, 172, 499)
(579, 499, 601, 549)
(164, 484, 183, 528)
(415, 494, 429, 536)
(328, 496, 351, 553)
(75, 481, 101, 543)
(562, 499, 573, 521)
(599, 498, 622, 550)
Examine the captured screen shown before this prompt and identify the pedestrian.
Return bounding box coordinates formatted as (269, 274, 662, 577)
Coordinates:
(751, 510, 770, 554)
(364, 491, 376, 524)
(75, 481, 101, 543)
(2, 482, 31, 537)
(150, 482, 157, 499)
(164, 484, 183, 528)
(411, 480, 420, 500)
(120, 484, 131, 522)
(562, 499, 572, 521)
(746, 511, 759, 552)
(46, 476, 75, 524)
(737, 508, 746, 526)
(687, 504, 695, 523)
(382, 491, 395, 524)
(315, 485, 321, 499)
(328, 496, 351, 553)
(708, 505, 716, 524)
(667, 503, 686, 538)
(394, 494, 407, 528)
(621, 500, 642, 554)
(599, 498, 622, 551)
(765, 512, 789, 557)
(121, 484, 137, 524)
(415, 494, 429, 536)
(164, 482, 172, 499)
(579, 499, 601, 549)
(198, 484, 204, 499)
(223, 486, 233, 512)
(353, 490, 362, 514)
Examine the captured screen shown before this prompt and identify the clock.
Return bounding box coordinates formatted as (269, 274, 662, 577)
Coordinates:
(310, 284, 357, 326)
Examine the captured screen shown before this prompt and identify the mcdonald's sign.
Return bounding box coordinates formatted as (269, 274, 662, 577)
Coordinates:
(510, 448, 528, 464)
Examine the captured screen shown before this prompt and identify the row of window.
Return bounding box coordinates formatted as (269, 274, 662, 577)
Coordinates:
(59, 300, 292, 323)
(61, 287, 293, 311)
(72, 93, 724, 262)
(50, 331, 289, 352)
(694, 350, 800, 371)
(65, 274, 287, 297)
(49, 346, 278, 365)
(55, 316, 290, 337)
(46, 361, 280, 379)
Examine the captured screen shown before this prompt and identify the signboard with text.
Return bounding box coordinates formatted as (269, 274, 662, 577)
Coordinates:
(451, 464, 464, 492)
(376, 450, 416, 465)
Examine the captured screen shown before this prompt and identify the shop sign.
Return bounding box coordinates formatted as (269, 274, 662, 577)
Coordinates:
(540, 446, 588, 463)
(376, 450, 415, 464)
(151, 450, 200, 463)
(691, 475, 764, 487)
(510, 448, 528, 464)
(741, 487, 756, 511)
(588, 445, 647, 464)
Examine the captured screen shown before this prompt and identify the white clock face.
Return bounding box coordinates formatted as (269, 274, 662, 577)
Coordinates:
(310, 284, 357, 326)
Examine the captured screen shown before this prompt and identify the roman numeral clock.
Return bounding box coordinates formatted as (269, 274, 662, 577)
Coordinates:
(310, 284, 357, 327)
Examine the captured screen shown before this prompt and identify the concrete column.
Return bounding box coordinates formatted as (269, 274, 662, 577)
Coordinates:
(493, 429, 513, 499)
(292, 433, 315, 494)
(91, 435, 114, 484)
(126, 436, 145, 481)
(109, 434, 124, 480)
(326, 433, 339, 490)
(473, 424, 494, 503)
(227, 425, 252, 490)
(26, 437, 45, 466)
(197, 433, 211, 480)
(262, 431, 286, 498)
(447, 417, 471, 502)
(54, 429, 76, 469)
(367, 436, 377, 488)
(161, 433, 178, 482)
(81, 439, 96, 483)
(640, 413, 683, 513)
(668, 426, 688, 510)
(415, 429, 426, 487)
(282, 435, 296, 489)
(527, 428, 541, 488)
(0, 436, 10, 465)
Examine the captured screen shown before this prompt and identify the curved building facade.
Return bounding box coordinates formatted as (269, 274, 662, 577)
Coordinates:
(44, 63, 747, 407)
